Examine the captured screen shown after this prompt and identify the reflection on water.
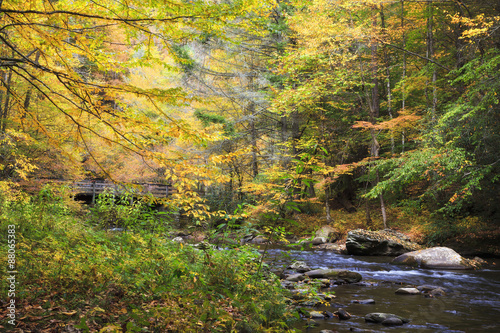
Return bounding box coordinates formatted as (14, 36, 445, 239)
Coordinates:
(263, 249, 500, 332)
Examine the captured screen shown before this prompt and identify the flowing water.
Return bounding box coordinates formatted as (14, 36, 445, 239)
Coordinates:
(263, 248, 500, 332)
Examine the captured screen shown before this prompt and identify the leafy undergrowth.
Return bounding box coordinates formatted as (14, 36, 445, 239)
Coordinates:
(0, 187, 297, 332)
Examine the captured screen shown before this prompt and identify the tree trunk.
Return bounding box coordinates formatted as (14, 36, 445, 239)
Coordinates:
(250, 106, 259, 178)
(291, 109, 300, 156)
(0, 68, 13, 132)
(364, 182, 372, 228)
(377, 171, 387, 229)
(380, 5, 394, 154)
(0, 71, 5, 131)
(322, 182, 331, 224)
(426, 1, 437, 123)
(22, 51, 41, 120)
(370, 8, 387, 228)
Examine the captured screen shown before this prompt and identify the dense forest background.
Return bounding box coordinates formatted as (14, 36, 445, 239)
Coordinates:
(2, 0, 499, 239)
(0, 0, 499, 330)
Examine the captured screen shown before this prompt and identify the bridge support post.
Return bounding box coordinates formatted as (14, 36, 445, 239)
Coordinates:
(92, 182, 96, 205)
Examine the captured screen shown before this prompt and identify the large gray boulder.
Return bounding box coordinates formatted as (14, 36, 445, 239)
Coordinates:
(392, 246, 475, 270)
(346, 229, 421, 256)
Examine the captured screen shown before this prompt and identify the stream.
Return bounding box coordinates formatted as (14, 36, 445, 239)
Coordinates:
(263, 248, 500, 332)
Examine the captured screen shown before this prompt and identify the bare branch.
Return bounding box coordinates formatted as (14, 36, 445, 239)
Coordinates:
(0, 8, 207, 23)
(378, 38, 451, 71)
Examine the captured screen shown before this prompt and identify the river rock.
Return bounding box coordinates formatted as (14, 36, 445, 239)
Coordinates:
(382, 317, 404, 326)
(316, 225, 341, 242)
(312, 236, 327, 245)
(172, 236, 184, 243)
(318, 278, 331, 288)
(304, 269, 362, 283)
(346, 229, 421, 256)
(192, 241, 214, 250)
(352, 298, 375, 304)
(416, 284, 440, 292)
(291, 289, 312, 302)
(474, 256, 487, 265)
(353, 281, 376, 287)
(309, 310, 325, 319)
(305, 320, 319, 328)
(285, 273, 305, 282)
(334, 308, 352, 320)
(430, 287, 446, 297)
(289, 261, 311, 272)
(395, 287, 420, 295)
(323, 310, 335, 318)
(365, 313, 410, 325)
(317, 293, 335, 301)
(250, 235, 268, 244)
(392, 247, 475, 270)
(280, 280, 295, 289)
(316, 242, 345, 253)
(416, 284, 450, 297)
(240, 234, 255, 244)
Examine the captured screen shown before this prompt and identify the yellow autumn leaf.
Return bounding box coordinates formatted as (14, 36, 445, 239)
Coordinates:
(61, 310, 77, 316)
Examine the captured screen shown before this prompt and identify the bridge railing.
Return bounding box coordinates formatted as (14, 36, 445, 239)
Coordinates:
(72, 181, 175, 200)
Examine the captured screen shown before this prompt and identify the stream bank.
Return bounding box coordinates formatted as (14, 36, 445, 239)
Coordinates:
(262, 247, 500, 333)
(169, 227, 500, 332)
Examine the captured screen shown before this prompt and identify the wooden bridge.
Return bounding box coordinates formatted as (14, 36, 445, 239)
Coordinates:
(17, 178, 177, 204)
(72, 180, 175, 203)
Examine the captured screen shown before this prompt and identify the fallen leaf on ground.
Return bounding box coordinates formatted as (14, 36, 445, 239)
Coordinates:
(61, 310, 78, 316)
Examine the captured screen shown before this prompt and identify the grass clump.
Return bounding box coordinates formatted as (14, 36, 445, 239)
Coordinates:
(0, 183, 297, 332)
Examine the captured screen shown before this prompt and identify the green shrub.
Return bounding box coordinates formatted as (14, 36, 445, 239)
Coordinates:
(89, 190, 171, 233)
